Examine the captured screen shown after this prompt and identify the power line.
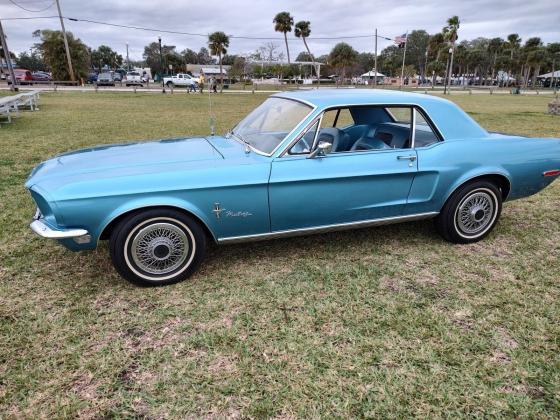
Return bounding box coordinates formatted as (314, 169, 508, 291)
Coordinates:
(6, 0, 55, 13)
(2, 14, 394, 42)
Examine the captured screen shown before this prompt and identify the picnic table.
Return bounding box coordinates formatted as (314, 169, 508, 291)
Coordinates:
(0, 91, 40, 126)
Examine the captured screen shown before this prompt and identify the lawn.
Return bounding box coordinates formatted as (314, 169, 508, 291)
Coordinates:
(0, 91, 559, 418)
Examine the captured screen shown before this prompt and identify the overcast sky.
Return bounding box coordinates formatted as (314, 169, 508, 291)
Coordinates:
(2, 0, 559, 60)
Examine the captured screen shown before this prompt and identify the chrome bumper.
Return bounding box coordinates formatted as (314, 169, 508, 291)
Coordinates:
(30, 219, 89, 240)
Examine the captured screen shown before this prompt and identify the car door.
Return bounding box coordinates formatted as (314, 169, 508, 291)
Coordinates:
(268, 106, 419, 232)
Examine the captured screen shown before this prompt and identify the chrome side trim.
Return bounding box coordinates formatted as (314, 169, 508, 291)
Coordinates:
(30, 219, 89, 239)
(217, 211, 439, 244)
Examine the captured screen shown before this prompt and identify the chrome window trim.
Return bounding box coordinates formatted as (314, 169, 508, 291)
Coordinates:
(411, 107, 417, 149)
(218, 211, 439, 244)
(277, 102, 444, 157)
(229, 96, 317, 157)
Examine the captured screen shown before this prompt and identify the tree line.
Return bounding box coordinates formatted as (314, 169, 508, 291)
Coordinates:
(7, 13, 560, 86)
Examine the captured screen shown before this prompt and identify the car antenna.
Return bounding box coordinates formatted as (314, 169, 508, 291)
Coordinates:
(207, 80, 216, 136)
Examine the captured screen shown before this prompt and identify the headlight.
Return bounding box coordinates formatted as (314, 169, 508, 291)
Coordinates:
(29, 188, 57, 225)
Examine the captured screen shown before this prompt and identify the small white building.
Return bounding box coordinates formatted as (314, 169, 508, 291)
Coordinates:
(361, 70, 385, 84)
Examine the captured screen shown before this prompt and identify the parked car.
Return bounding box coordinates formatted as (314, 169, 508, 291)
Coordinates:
(125, 71, 143, 87)
(96, 72, 114, 86)
(87, 72, 98, 84)
(113, 72, 123, 83)
(26, 89, 560, 286)
(31, 71, 52, 82)
(163, 73, 197, 88)
(7, 69, 33, 85)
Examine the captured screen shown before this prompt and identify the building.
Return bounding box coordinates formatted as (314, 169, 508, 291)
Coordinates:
(186, 64, 231, 78)
(360, 70, 385, 85)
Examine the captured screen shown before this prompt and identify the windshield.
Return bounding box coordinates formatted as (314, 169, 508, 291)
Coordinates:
(232, 97, 312, 154)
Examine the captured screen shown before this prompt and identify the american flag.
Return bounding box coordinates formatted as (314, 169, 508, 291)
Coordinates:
(394, 34, 407, 45)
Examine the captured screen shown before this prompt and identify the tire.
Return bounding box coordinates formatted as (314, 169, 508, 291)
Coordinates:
(109, 208, 206, 286)
(435, 180, 502, 244)
(166, 82, 174, 88)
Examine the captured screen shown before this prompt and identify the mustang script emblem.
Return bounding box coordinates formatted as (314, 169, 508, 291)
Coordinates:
(213, 203, 252, 219)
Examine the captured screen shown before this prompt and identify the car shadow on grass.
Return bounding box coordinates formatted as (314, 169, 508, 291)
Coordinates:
(67, 219, 440, 288)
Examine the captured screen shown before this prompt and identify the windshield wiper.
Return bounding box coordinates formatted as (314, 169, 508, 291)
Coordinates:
(229, 129, 252, 154)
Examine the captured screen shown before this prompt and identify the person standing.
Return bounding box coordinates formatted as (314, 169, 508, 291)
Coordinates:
(199, 71, 205, 94)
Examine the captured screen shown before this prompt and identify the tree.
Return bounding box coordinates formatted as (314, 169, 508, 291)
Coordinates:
(294, 20, 318, 78)
(442, 16, 460, 89)
(273, 12, 294, 64)
(208, 31, 230, 91)
(143, 42, 180, 77)
(295, 51, 313, 62)
(181, 48, 198, 64)
(228, 56, 246, 82)
(405, 30, 430, 75)
(197, 47, 214, 65)
(90, 45, 123, 70)
(329, 42, 358, 81)
(16, 51, 46, 72)
(487, 37, 504, 84)
(33, 29, 90, 80)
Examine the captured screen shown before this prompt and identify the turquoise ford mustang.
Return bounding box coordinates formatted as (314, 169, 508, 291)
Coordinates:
(26, 89, 560, 286)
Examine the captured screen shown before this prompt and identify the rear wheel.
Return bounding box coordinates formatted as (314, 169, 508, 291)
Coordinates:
(166, 81, 174, 88)
(435, 180, 502, 244)
(109, 208, 206, 286)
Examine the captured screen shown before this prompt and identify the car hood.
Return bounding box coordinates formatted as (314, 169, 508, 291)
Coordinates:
(26, 137, 224, 188)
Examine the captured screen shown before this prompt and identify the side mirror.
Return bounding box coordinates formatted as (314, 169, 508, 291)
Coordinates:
(307, 141, 333, 159)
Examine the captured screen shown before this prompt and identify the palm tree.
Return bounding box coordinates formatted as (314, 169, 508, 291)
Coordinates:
(442, 16, 460, 92)
(273, 12, 294, 64)
(329, 42, 358, 83)
(208, 31, 229, 92)
(294, 20, 318, 82)
(506, 33, 522, 81)
(488, 37, 504, 85)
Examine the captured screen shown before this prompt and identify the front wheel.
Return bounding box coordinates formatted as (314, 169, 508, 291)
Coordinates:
(109, 208, 206, 286)
(435, 180, 502, 244)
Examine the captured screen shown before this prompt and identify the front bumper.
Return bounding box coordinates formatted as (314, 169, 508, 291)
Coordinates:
(30, 218, 90, 242)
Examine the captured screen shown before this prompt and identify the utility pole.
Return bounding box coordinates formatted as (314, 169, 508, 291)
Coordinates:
(158, 35, 165, 93)
(0, 18, 17, 92)
(55, 0, 75, 82)
(399, 31, 408, 90)
(374, 28, 378, 88)
(126, 42, 130, 71)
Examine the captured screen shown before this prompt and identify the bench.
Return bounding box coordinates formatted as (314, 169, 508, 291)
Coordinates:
(0, 90, 41, 126)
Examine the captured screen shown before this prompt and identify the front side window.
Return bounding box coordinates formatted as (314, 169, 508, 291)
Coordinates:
(231, 98, 312, 154)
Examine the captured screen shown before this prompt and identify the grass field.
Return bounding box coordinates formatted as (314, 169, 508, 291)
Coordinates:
(1, 91, 559, 418)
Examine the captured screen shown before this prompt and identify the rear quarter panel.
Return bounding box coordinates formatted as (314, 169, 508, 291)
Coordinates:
(407, 136, 560, 214)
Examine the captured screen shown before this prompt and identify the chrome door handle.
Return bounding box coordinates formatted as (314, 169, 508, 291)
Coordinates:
(397, 155, 417, 161)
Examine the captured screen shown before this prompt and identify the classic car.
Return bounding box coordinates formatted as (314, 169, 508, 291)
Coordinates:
(26, 89, 560, 286)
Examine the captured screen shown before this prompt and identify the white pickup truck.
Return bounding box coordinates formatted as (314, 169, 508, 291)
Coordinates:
(125, 71, 143, 87)
(162, 73, 198, 88)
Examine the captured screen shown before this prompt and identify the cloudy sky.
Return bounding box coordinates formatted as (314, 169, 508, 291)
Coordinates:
(2, 0, 559, 60)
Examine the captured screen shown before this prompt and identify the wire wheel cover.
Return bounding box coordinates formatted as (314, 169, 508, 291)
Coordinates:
(131, 222, 189, 275)
(456, 191, 495, 235)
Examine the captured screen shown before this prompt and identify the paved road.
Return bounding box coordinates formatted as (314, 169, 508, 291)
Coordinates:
(0, 83, 556, 96)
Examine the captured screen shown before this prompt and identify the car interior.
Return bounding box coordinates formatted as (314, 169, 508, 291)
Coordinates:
(290, 105, 441, 155)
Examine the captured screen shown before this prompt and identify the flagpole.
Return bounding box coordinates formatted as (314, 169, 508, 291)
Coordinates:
(399, 31, 408, 90)
(374, 28, 378, 88)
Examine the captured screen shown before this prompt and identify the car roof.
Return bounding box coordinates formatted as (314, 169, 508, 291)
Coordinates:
(273, 89, 488, 140)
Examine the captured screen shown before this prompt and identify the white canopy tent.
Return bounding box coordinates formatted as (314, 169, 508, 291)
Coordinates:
(361, 70, 385, 84)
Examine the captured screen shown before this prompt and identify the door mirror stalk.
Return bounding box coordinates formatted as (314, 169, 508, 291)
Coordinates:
(307, 141, 333, 159)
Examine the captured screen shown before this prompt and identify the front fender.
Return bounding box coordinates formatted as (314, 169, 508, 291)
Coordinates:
(95, 196, 216, 246)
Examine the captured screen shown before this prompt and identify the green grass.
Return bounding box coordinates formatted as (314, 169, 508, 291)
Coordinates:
(1, 92, 559, 418)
